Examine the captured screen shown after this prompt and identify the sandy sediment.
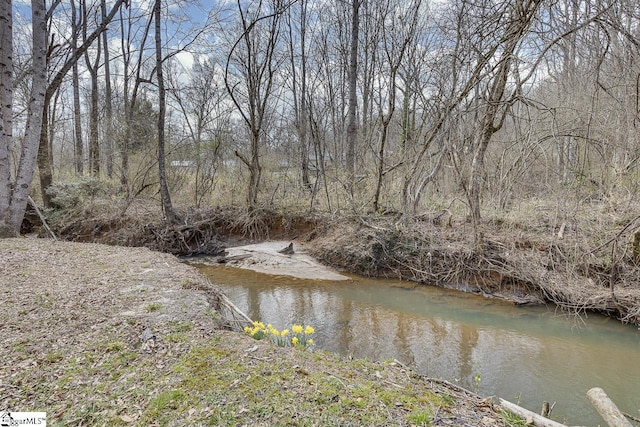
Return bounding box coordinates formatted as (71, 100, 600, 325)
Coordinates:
(216, 241, 350, 281)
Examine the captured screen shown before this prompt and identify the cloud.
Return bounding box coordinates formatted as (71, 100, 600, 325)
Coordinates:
(175, 50, 194, 71)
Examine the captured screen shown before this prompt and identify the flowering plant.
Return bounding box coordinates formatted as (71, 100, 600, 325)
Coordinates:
(244, 321, 315, 349)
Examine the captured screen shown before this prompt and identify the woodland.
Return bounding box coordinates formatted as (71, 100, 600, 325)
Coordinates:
(2, 0, 640, 321)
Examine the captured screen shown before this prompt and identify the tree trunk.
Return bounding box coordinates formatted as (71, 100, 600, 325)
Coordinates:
(101, 0, 114, 178)
(88, 63, 100, 176)
(0, 0, 14, 236)
(345, 0, 360, 186)
(119, 7, 131, 194)
(298, 1, 311, 191)
(155, 0, 177, 223)
(37, 102, 53, 208)
(83, 0, 101, 177)
(247, 130, 262, 210)
(10, 0, 47, 230)
(71, 0, 83, 175)
(287, 0, 311, 191)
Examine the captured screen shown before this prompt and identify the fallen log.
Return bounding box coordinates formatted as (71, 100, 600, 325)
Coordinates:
(587, 387, 633, 427)
(499, 398, 574, 427)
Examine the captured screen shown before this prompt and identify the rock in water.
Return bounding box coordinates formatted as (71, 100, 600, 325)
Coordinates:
(278, 243, 294, 255)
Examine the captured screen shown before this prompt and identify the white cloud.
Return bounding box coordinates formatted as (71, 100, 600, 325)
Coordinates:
(175, 50, 194, 71)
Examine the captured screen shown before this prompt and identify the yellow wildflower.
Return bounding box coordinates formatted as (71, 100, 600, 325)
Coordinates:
(304, 325, 315, 335)
(307, 339, 314, 345)
(292, 325, 303, 334)
(271, 329, 280, 337)
(281, 329, 290, 337)
(292, 336, 299, 345)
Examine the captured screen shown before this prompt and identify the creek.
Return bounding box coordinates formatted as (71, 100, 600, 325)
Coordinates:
(196, 264, 640, 426)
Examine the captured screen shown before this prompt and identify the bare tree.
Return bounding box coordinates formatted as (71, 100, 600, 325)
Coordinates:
(169, 57, 229, 207)
(36, 0, 126, 207)
(83, 0, 102, 177)
(225, 0, 286, 211)
(286, 0, 311, 190)
(71, 0, 84, 175)
(372, 0, 420, 212)
(467, 0, 544, 221)
(345, 0, 361, 188)
(118, 3, 154, 195)
(155, 0, 177, 223)
(101, 0, 114, 178)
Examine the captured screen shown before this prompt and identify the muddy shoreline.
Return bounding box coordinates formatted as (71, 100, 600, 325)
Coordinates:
(51, 206, 640, 326)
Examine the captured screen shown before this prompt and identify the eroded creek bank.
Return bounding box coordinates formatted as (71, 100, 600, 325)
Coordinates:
(53, 207, 640, 326)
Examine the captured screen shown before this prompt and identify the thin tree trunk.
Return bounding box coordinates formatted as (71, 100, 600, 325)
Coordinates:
(83, 0, 101, 177)
(345, 0, 360, 187)
(298, 1, 311, 190)
(71, 0, 83, 175)
(36, 101, 52, 207)
(248, 130, 262, 209)
(155, 0, 177, 223)
(119, 7, 130, 193)
(88, 62, 100, 176)
(101, 0, 113, 178)
(288, 0, 311, 190)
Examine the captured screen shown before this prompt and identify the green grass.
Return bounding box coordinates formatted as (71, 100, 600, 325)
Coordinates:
(6, 329, 507, 426)
(500, 409, 529, 426)
(146, 302, 162, 312)
(406, 409, 432, 426)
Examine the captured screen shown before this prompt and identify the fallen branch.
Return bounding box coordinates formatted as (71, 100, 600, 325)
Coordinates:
(587, 387, 633, 427)
(28, 196, 57, 240)
(588, 214, 640, 255)
(623, 412, 640, 423)
(499, 398, 574, 427)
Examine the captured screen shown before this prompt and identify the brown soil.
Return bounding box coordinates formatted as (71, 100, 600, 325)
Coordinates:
(0, 237, 511, 425)
(306, 215, 640, 325)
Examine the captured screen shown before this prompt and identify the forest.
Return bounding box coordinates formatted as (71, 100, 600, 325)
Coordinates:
(0, 0, 638, 226)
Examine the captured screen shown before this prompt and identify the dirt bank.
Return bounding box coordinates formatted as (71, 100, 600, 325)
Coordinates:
(0, 237, 512, 425)
(305, 215, 640, 325)
(50, 204, 640, 325)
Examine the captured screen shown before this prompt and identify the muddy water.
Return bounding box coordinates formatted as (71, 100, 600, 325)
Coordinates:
(197, 264, 640, 425)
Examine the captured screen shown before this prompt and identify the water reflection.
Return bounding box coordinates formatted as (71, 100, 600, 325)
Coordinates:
(197, 264, 640, 425)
